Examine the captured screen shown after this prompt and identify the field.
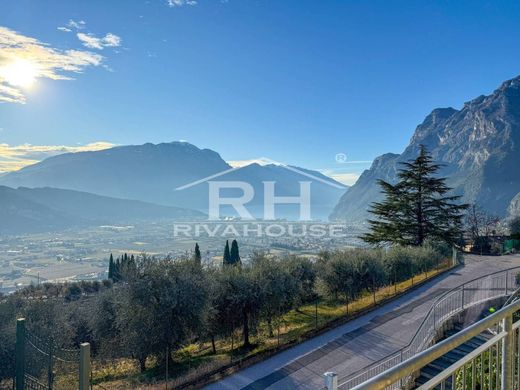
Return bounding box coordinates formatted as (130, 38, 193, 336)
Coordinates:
(0, 221, 364, 293)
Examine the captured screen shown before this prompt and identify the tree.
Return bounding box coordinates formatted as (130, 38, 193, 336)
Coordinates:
(465, 204, 500, 254)
(194, 243, 202, 265)
(203, 268, 225, 354)
(91, 289, 121, 359)
(116, 285, 156, 372)
(351, 250, 386, 304)
(251, 254, 298, 337)
(284, 255, 317, 305)
(317, 252, 360, 313)
(126, 254, 137, 280)
(114, 257, 121, 282)
(383, 247, 414, 288)
(212, 266, 262, 348)
(120, 257, 208, 369)
(223, 240, 231, 265)
(510, 217, 520, 239)
(108, 253, 114, 280)
(362, 145, 467, 246)
(230, 239, 241, 266)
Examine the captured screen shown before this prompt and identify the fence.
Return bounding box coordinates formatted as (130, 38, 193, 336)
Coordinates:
(336, 266, 520, 389)
(349, 297, 520, 390)
(14, 318, 90, 390)
(505, 240, 520, 253)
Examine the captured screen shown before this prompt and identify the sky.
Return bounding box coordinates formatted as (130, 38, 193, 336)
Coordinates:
(0, 0, 520, 185)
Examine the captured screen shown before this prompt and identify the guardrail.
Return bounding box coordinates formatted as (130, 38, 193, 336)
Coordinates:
(350, 297, 520, 390)
(335, 265, 520, 389)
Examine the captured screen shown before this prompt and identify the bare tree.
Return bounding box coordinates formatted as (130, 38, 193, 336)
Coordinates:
(465, 204, 500, 254)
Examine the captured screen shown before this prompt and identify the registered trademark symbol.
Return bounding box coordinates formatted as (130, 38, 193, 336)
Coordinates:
(335, 153, 347, 163)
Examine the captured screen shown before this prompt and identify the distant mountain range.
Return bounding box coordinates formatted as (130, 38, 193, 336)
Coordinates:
(331, 75, 520, 223)
(4, 75, 520, 230)
(0, 186, 204, 235)
(0, 142, 347, 223)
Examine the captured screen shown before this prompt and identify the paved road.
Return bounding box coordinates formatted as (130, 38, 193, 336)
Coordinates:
(206, 255, 520, 390)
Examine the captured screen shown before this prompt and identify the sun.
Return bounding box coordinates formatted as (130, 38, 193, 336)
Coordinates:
(0, 59, 38, 88)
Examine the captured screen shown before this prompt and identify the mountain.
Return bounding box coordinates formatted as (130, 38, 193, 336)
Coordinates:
(0, 186, 83, 234)
(509, 192, 520, 218)
(0, 186, 203, 235)
(0, 142, 230, 211)
(204, 163, 347, 219)
(0, 142, 347, 220)
(331, 75, 520, 223)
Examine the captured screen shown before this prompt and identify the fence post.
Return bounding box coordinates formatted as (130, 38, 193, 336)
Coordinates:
(462, 285, 465, 309)
(79, 343, 91, 390)
(452, 246, 457, 266)
(15, 318, 26, 390)
(502, 314, 513, 390)
(324, 372, 338, 390)
(48, 339, 54, 390)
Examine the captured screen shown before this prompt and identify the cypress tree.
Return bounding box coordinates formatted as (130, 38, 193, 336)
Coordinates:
(194, 243, 202, 266)
(108, 253, 114, 280)
(223, 240, 231, 265)
(230, 240, 241, 266)
(122, 253, 129, 279)
(114, 257, 121, 282)
(362, 145, 467, 246)
(127, 254, 136, 278)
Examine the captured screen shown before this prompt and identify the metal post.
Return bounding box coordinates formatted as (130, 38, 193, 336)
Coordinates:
(452, 246, 457, 266)
(324, 372, 338, 390)
(165, 345, 169, 390)
(15, 318, 25, 390)
(502, 314, 513, 390)
(462, 285, 465, 309)
(79, 343, 91, 390)
(315, 300, 318, 329)
(48, 339, 54, 390)
(399, 350, 404, 388)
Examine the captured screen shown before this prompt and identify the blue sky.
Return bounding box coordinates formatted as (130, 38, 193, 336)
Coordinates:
(1, 0, 520, 184)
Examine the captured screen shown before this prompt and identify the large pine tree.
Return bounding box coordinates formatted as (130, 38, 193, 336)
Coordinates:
(362, 145, 467, 246)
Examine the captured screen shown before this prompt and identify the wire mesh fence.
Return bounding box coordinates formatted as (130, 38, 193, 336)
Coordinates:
(15, 319, 84, 390)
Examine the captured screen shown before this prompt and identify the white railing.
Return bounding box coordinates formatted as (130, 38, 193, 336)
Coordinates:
(349, 298, 520, 390)
(336, 266, 520, 389)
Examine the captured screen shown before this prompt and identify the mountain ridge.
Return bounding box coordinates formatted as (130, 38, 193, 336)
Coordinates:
(330, 75, 520, 223)
(0, 185, 203, 235)
(0, 142, 347, 220)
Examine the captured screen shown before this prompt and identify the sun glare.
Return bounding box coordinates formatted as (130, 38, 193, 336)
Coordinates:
(0, 59, 38, 88)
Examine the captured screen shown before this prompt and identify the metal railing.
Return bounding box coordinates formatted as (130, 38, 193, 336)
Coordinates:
(350, 297, 520, 390)
(337, 266, 520, 389)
